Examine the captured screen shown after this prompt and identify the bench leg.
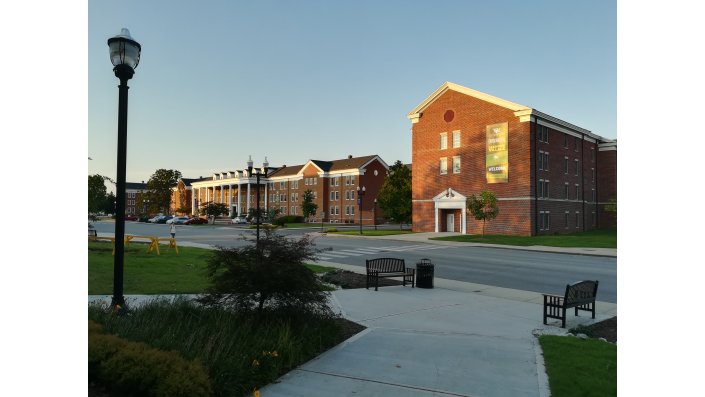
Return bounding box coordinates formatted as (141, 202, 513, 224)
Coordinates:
(561, 307, 567, 328)
(375, 276, 379, 292)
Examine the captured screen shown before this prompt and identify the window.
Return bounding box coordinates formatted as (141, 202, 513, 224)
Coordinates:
(330, 191, 339, 201)
(281, 206, 287, 215)
(291, 206, 297, 215)
(539, 211, 550, 230)
(452, 156, 461, 174)
(345, 206, 350, 215)
(292, 180, 299, 189)
(592, 211, 597, 226)
(575, 211, 580, 228)
(564, 133, 568, 148)
(591, 168, 595, 182)
(350, 205, 354, 215)
(452, 130, 461, 148)
(440, 132, 448, 150)
(538, 151, 543, 170)
(330, 206, 335, 215)
(538, 179, 549, 198)
(591, 148, 595, 162)
(564, 157, 569, 174)
(280, 181, 286, 189)
(564, 183, 569, 199)
(539, 151, 549, 171)
(440, 157, 448, 175)
(330, 177, 340, 186)
(538, 125, 548, 143)
(564, 211, 570, 229)
(592, 189, 596, 202)
(574, 159, 580, 176)
(574, 136, 579, 151)
(575, 184, 580, 200)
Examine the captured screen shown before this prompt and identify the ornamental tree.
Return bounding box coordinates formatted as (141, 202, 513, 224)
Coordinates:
(301, 190, 318, 222)
(377, 160, 412, 229)
(466, 191, 500, 237)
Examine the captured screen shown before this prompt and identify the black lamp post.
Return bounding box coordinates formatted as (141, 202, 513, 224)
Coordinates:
(373, 198, 377, 231)
(108, 28, 141, 309)
(247, 156, 269, 246)
(356, 185, 366, 235)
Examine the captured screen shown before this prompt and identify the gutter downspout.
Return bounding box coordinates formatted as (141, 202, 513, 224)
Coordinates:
(533, 116, 539, 235)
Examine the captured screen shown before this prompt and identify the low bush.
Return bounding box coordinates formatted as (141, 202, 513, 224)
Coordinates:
(272, 215, 305, 226)
(88, 320, 212, 397)
(326, 228, 338, 233)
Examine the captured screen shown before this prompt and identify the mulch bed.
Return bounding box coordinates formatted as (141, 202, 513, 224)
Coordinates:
(578, 316, 617, 343)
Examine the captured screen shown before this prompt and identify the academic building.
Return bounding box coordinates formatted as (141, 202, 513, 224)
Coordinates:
(172, 155, 389, 224)
(408, 82, 616, 236)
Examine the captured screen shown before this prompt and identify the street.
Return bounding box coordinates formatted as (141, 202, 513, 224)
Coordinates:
(92, 221, 617, 303)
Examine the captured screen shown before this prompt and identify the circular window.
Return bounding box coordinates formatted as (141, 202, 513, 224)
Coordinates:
(374, 170, 379, 176)
(444, 110, 455, 122)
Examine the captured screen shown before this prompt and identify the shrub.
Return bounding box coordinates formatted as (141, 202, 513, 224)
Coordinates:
(198, 229, 331, 314)
(88, 320, 212, 397)
(326, 228, 338, 233)
(272, 215, 305, 226)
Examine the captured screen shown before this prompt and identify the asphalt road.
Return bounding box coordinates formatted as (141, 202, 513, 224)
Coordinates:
(93, 221, 617, 303)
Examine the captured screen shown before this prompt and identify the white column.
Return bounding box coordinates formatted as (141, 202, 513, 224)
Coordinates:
(247, 182, 251, 214)
(228, 185, 232, 216)
(191, 189, 195, 215)
(220, 185, 224, 204)
(434, 207, 439, 233)
(206, 187, 210, 203)
(237, 183, 241, 216)
(264, 182, 268, 211)
(461, 208, 467, 234)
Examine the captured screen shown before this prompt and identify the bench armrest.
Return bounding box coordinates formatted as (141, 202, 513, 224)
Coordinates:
(543, 294, 564, 306)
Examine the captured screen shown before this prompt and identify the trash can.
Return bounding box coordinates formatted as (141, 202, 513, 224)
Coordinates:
(416, 258, 435, 289)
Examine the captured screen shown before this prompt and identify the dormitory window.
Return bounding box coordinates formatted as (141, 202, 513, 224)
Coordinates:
(440, 132, 448, 150)
(592, 189, 596, 202)
(539, 211, 550, 230)
(575, 212, 580, 228)
(575, 184, 580, 200)
(564, 211, 570, 228)
(591, 168, 595, 182)
(564, 133, 568, 148)
(574, 159, 580, 176)
(539, 179, 549, 198)
(292, 180, 299, 189)
(452, 130, 461, 148)
(564, 157, 569, 174)
(564, 183, 569, 199)
(280, 182, 286, 189)
(452, 156, 461, 174)
(440, 157, 448, 175)
(538, 125, 548, 143)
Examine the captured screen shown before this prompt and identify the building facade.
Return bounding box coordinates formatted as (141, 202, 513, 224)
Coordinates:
(175, 155, 389, 224)
(409, 82, 616, 236)
(125, 182, 147, 215)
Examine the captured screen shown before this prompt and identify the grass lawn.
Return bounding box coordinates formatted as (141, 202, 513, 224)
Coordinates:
(430, 228, 616, 248)
(89, 241, 338, 294)
(539, 335, 616, 397)
(332, 230, 414, 236)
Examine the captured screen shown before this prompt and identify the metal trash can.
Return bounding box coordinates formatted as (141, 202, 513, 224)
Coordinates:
(416, 258, 435, 289)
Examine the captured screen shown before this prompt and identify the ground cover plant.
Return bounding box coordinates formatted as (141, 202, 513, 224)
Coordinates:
(539, 334, 617, 397)
(430, 228, 616, 248)
(88, 298, 361, 397)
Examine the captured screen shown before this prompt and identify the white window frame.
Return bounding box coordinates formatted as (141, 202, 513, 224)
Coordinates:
(440, 157, 448, 175)
(440, 132, 448, 150)
(452, 130, 461, 148)
(564, 211, 570, 229)
(452, 156, 461, 174)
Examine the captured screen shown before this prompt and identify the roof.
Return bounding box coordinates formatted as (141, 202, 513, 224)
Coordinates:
(268, 155, 387, 178)
(125, 182, 147, 190)
(267, 164, 304, 178)
(408, 81, 612, 143)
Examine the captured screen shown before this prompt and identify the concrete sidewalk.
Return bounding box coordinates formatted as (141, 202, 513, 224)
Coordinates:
(260, 280, 614, 397)
(320, 231, 617, 258)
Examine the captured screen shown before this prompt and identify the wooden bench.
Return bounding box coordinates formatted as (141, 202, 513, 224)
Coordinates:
(366, 258, 415, 291)
(543, 280, 599, 328)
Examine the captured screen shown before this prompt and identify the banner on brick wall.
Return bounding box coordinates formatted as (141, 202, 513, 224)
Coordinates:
(486, 122, 508, 183)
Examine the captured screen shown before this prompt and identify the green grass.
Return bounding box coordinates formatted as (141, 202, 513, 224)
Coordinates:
(539, 335, 616, 397)
(430, 228, 616, 248)
(332, 230, 414, 236)
(89, 298, 345, 397)
(89, 241, 339, 294)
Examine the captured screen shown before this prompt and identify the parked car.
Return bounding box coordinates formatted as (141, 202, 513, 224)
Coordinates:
(231, 216, 248, 225)
(155, 215, 174, 224)
(125, 214, 138, 221)
(184, 217, 208, 225)
(148, 214, 164, 223)
(167, 216, 190, 224)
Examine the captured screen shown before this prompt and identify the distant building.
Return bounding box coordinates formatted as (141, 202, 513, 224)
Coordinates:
(178, 155, 389, 224)
(125, 182, 147, 215)
(408, 82, 616, 236)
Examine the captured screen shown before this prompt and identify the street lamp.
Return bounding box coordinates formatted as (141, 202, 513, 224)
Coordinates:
(108, 28, 141, 309)
(373, 198, 377, 231)
(356, 185, 366, 235)
(247, 155, 269, 246)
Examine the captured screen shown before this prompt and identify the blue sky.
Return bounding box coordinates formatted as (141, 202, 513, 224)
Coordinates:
(88, 0, 616, 184)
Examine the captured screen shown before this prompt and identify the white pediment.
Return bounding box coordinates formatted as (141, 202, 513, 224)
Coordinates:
(433, 188, 466, 202)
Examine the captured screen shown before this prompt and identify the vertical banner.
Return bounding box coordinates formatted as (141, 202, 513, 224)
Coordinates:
(486, 122, 508, 183)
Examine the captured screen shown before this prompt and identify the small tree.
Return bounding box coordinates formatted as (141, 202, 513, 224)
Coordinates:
(604, 198, 617, 214)
(198, 229, 331, 314)
(466, 191, 500, 237)
(301, 190, 318, 222)
(377, 160, 412, 229)
(88, 174, 108, 218)
(145, 168, 182, 214)
(200, 201, 228, 223)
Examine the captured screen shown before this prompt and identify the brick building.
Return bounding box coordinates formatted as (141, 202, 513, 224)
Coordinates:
(408, 82, 616, 236)
(125, 182, 147, 215)
(179, 155, 388, 224)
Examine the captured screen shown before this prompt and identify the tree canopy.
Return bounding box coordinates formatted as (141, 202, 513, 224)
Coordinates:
(301, 189, 318, 222)
(376, 160, 412, 229)
(143, 169, 181, 215)
(201, 201, 228, 223)
(466, 191, 500, 237)
(88, 174, 108, 217)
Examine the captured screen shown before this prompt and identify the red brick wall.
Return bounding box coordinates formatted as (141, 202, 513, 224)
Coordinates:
(597, 148, 617, 228)
(411, 90, 533, 235)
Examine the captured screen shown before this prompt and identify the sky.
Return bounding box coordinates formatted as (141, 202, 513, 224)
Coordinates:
(6, 1, 705, 396)
(88, 0, 616, 185)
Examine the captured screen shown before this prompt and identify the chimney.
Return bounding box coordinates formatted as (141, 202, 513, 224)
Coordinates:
(348, 154, 353, 159)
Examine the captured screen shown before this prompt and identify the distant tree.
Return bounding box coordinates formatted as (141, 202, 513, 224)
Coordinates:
(144, 169, 182, 215)
(377, 160, 412, 229)
(301, 190, 318, 222)
(604, 198, 617, 214)
(102, 191, 117, 216)
(88, 174, 108, 218)
(200, 201, 228, 224)
(466, 191, 500, 237)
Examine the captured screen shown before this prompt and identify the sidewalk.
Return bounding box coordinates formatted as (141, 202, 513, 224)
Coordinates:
(321, 231, 617, 258)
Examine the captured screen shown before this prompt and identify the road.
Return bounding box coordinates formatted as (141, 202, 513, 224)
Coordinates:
(93, 221, 617, 303)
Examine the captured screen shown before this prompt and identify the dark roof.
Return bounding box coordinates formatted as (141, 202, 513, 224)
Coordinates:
(180, 177, 209, 186)
(267, 164, 304, 178)
(268, 155, 381, 178)
(125, 182, 147, 190)
(328, 155, 378, 171)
